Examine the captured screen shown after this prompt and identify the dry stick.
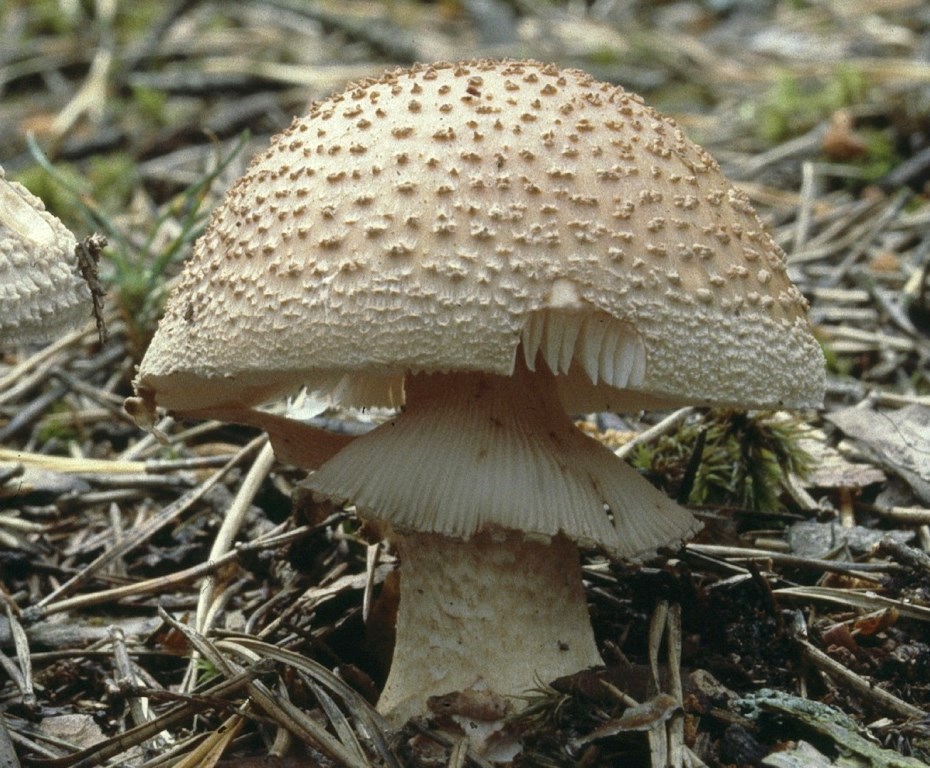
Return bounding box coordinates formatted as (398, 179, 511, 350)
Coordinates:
(919, 526, 930, 553)
(106, 721, 231, 768)
(448, 738, 469, 768)
(0, 513, 44, 536)
(647, 601, 685, 768)
(36, 407, 114, 432)
(362, 542, 381, 624)
(50, 0, 115, 140)
(48, 364, 125, 408)
(26, 435, 265, 618)
(821, 378, 930, 408)
(0, 646, 27, 705)
(302, 679, 368, 766)
(728, 124, 825, 181)
(792, 194, 870, 245)
(775, 586, 930, 623)
(791, 199, 888, 264)
(666, 604, 684, 768)
(181, 438, 275, 694)
(791, 160, 818, 257)
(80, 472, 195, 490)
(685, 545, 896, 578)
(823, 190, 910, 289)
(266, 0, 421, 61)
(122, 0, 203, 69)
(0, 384, 69, 442)
(117, 416, 176, 461)
(144, 454, 240, 473)
(0, 325, 90, 397)
(877, 537, 930, 574)
(826, 326, 916, 352)
(647, 601, 668, 697)
(106, 502, 128, 579)
(810, 306, 879, 325)
(166, 621, 366, 768)
(195, 437, 275, 634)
(614, 407, 696, 460)
(251, 560, 389, 643)
(120, 419, 236, 462)
(869, 281, 921, 338)
(2, 602, 34, 707)
(36, 521, 305, 618)
(797, 639, 926, 720)
(23, 664, 270, 768)
(870, 506, 930, 527)
(219, 638, 402, 768)
(37, 549, 242, 617)
(406, 719, 497, 768)
(0, 344, 126, 441)
(171, 712, 245, 768)
(267, 719, 293, 761)
(864, 391, 930, 408)
(0, 713, 19, 768)
(811, 287, 870, 303)
(0, 322, 121, 407)
(109, 626, 172, 753)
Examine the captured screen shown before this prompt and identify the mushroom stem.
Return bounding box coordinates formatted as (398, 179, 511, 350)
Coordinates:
(379, 528, 600, 724)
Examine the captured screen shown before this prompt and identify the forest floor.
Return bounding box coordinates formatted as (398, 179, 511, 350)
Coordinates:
(2, 1, 930, 766)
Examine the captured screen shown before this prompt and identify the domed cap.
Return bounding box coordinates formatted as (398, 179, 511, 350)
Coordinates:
(133, 59, 824, 421)
(1, 167, 89, 345)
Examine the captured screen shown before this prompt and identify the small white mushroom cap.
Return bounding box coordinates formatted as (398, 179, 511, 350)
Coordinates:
(133, 59, 824, 421)
(0, 166, 89, 345)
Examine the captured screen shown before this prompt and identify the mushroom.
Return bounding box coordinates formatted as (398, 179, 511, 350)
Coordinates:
(0, 165, 90, 345)
(127, 60, 825, 726)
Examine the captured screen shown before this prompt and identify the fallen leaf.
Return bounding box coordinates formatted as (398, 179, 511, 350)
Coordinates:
(826, 405, 930, 504)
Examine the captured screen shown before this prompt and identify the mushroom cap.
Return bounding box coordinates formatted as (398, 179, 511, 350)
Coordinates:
(134, 59, 824, 418)
(1, 166, 89, 345)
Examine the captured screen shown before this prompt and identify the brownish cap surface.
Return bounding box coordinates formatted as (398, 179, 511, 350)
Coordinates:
(133, 59, 824, 420)
(1, 167, 89, 345)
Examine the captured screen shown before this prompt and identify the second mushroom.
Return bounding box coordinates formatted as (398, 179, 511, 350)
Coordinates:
(128, 60, 825, 727)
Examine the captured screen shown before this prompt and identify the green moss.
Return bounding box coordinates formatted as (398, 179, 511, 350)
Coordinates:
(819, 338, 851, 377)
(588, 46, 622, 67)
(856, 128, 898, 182)
(195, 657, 221, 685)
(88, 153, 139, 212)
(631, 410, 813, 514)
(35, 403, 82, 445)
(756, 66, 867, 143)
(115, 4, 164, 37)
(130, 85, 169, 126)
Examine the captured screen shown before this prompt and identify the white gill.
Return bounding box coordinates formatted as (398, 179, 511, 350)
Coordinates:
(521, 311, 646, 390)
